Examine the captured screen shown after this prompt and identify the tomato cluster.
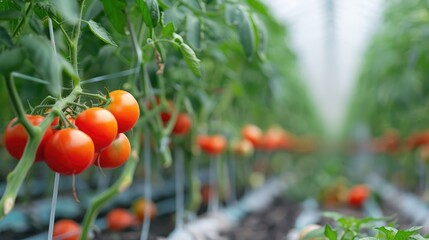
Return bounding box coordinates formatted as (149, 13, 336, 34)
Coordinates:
(3, 90, 139, 175)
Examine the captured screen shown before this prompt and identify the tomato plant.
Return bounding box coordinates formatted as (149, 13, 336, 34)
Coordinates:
(75, 107, 118, 150)
(4, 115, 53, 161)
(95, 133, 131, 169)
(44, 129, 95, 175)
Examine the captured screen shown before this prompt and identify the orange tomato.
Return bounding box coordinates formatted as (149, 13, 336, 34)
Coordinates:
(132, 199, 157, 222)
(197, 134, 227, 155)
(106, 208, 136, 231)
(53, 219, 80, 240)
(241, 124, 262, 146)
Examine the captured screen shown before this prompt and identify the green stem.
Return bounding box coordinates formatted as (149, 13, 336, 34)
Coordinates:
(0, 136, 41, 217)
(186, 157, 201, 212)
(71, 0, 87, 82)
(6, 74, 35, 137)
(80, 134, 140, 240)
(51, 18, 73, 46)
(77, 91, 109, 103)
(12, 2, 33, 38)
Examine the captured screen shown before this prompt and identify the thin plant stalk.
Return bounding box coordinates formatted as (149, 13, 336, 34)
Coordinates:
(208, 155, 219, 213)
(417, 157, 426, 195)
(47, 173, 60, 240)
(174, 146, 185, 230)
(228, 155, 237, 204)
(140, 126, 152, 240)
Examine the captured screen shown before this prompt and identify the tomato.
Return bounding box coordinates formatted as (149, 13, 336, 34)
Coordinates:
(132, 198, 157, 222)
(75, 107, 117, 150)
(44, 128, 95, 175)
(347, 184, 370, 208)
(106, 208, 136, 231)
(4, 115, 53, 162)
(258, 127, 285, 151)
(94, 133, 131, 169)
(162, 113, 192, 135)
(232, 139, 254, 157)
(53, 219, 80, 240)
(197, 134, 227, 155)
(107, 90, 140, 133)
(241, 124, 262, 146)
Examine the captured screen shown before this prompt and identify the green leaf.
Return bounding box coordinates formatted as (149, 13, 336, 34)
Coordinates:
(0, 26, 13, 47)
(186, 15, 201, 50)
(395, 226, 423, 240)
(225, 5, 241, 25)
(29, 15, 43, 34)
(21, 35, 63, 96)
(0, 47, 25, 74)
(180, 43, 201, 77)
(173, 32, 184, 44)
(236, 9, 256, 59)
(161, 22, 175, 38)
(137, 0, 160, 28)
(87, 20, 118, 46)
(51, 0, 79, 24)
(377, 226, 397, 240)
(0, 10, 23, 21)
(324, 225, 338, 240)
(100, 0, 126, 34)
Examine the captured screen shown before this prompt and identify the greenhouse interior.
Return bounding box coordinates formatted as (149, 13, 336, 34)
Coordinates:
(1, 0, 429, 239)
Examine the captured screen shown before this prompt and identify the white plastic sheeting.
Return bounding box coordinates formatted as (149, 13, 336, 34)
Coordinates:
(265, 0, 385, 133)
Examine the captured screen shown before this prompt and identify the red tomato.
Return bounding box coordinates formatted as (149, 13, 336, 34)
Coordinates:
(53, 219, 80, 240)
(197, 134, 227, 155)
(106, 208, 136, 231)
(44, 129, 95, 175)
(75, 107, 118, 150)
(258, 127, 285, 151)
(241, 124, 262, 146)
(4, 115, 53, 162)
(347, 184, 370, 208)
(162, 113, 192, 135)
(132, 199, 157, 222)
(107, 90, 140, 133)
(94, 133, 131, 169)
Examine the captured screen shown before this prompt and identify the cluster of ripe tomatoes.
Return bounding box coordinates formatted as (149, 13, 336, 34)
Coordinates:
(3, 90, 140, 175)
